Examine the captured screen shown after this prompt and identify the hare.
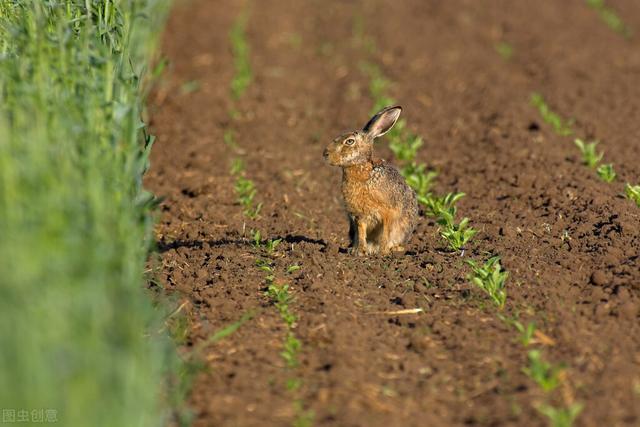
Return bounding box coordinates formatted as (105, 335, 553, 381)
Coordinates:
(323, 105, 418, 255)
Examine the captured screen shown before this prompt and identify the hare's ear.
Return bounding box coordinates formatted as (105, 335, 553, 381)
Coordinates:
(362, 105, 402, 139)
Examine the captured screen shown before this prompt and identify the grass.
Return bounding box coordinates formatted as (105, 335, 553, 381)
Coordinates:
(586, 0, 632, 38)
(530, 93, 573, 136)
(229, 9, 252, 99)
(466, 256, 508, 309)
(522, 350, 564, 392)
(0, 1, 177, 426)
(625, 184, 640, 207)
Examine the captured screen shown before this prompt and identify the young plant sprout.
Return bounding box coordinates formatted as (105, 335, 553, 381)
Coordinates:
(466, 256, 508, 309)
(522, 350, 564, 392)
(574, 138, 604, 168)
(530, 93, 573, 136)
(536, 402, 583, 427)
(625, 184, 640, 207)
(596, 163, 616, 182)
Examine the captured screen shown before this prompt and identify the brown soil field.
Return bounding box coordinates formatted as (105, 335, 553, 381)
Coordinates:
(145, 0, 640, 426)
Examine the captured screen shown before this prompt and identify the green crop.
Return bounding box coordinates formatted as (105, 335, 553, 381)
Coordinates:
(531, 93, 573, 136)
(586, 0, 631, 38)
(536, 402, 583, 427)
(596, 163, 616, 182)
(523, 350, 564, 392)
(438, 215, 478, 251)
(233, 175, 262, 219)
(495, 41, 514, 60)
(0, 1, 177, 426)
(574, 138, 604, 168)
(230, 10, 252, 99)
(467, 256, 508, 309)
(625, 184, 640, 207)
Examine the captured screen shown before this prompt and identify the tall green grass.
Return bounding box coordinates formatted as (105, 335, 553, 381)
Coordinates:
(0, 1, 175, 426)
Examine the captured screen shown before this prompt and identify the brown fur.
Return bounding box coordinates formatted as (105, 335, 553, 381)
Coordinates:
(323, 106, 418, 255)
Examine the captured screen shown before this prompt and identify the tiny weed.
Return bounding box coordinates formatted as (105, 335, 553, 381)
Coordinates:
(530, 93, 573, 136)
(596, 163, 616, 182)
(536, 402, 584, 427)
(495, 41, 514, 60)
(574, 138, 603, 168)
(467, 256, 508, 309)
(586, 0, 631, 38)
(523, 350, 564, 392)
(625, 183, 640, 207)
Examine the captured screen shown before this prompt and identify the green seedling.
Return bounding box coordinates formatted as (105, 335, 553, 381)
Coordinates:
(523, 350, 564, 392)
(224, 129, 239, 150)
(230, 157, 245, 175)
(266, 282, 297, 327)
(495, 41, 514, 60)
(234, 175, 262, 218)
(586, 0, 631, 38)
(265, 238, 282, 255)
(255, 258, 274, 275)
(401, 163, 438, 197)
(536, 402, 584, 427)
(421, 192, 465, 218)
(229, 11, 252, 99)
(530, 93, 573, 136)
(514, 320, 536, 346)
(574, 138, 603, 168)
(467, 256, 508, 309)
(596, 163, 616, 182)
(193, 311, 255, 353)
(281, 332, 302, 368)
(438, 214, 478, 252)
(287, 264, 301, 274)
(625, 183, 640, 207)
(388, 123, 423, 163)
(252, 229, 262, 248)
(498, 314, 536, 346)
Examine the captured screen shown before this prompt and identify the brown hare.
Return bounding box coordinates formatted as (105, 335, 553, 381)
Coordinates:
(323, 105, 418, 255)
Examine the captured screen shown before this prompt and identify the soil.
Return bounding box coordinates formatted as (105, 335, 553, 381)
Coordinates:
(145, 0, 640, 426)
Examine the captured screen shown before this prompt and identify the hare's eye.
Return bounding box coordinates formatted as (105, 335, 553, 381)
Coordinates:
(344, 138, 356, 146)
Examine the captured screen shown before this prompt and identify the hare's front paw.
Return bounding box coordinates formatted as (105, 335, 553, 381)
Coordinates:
(349, 245, 368, 256)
